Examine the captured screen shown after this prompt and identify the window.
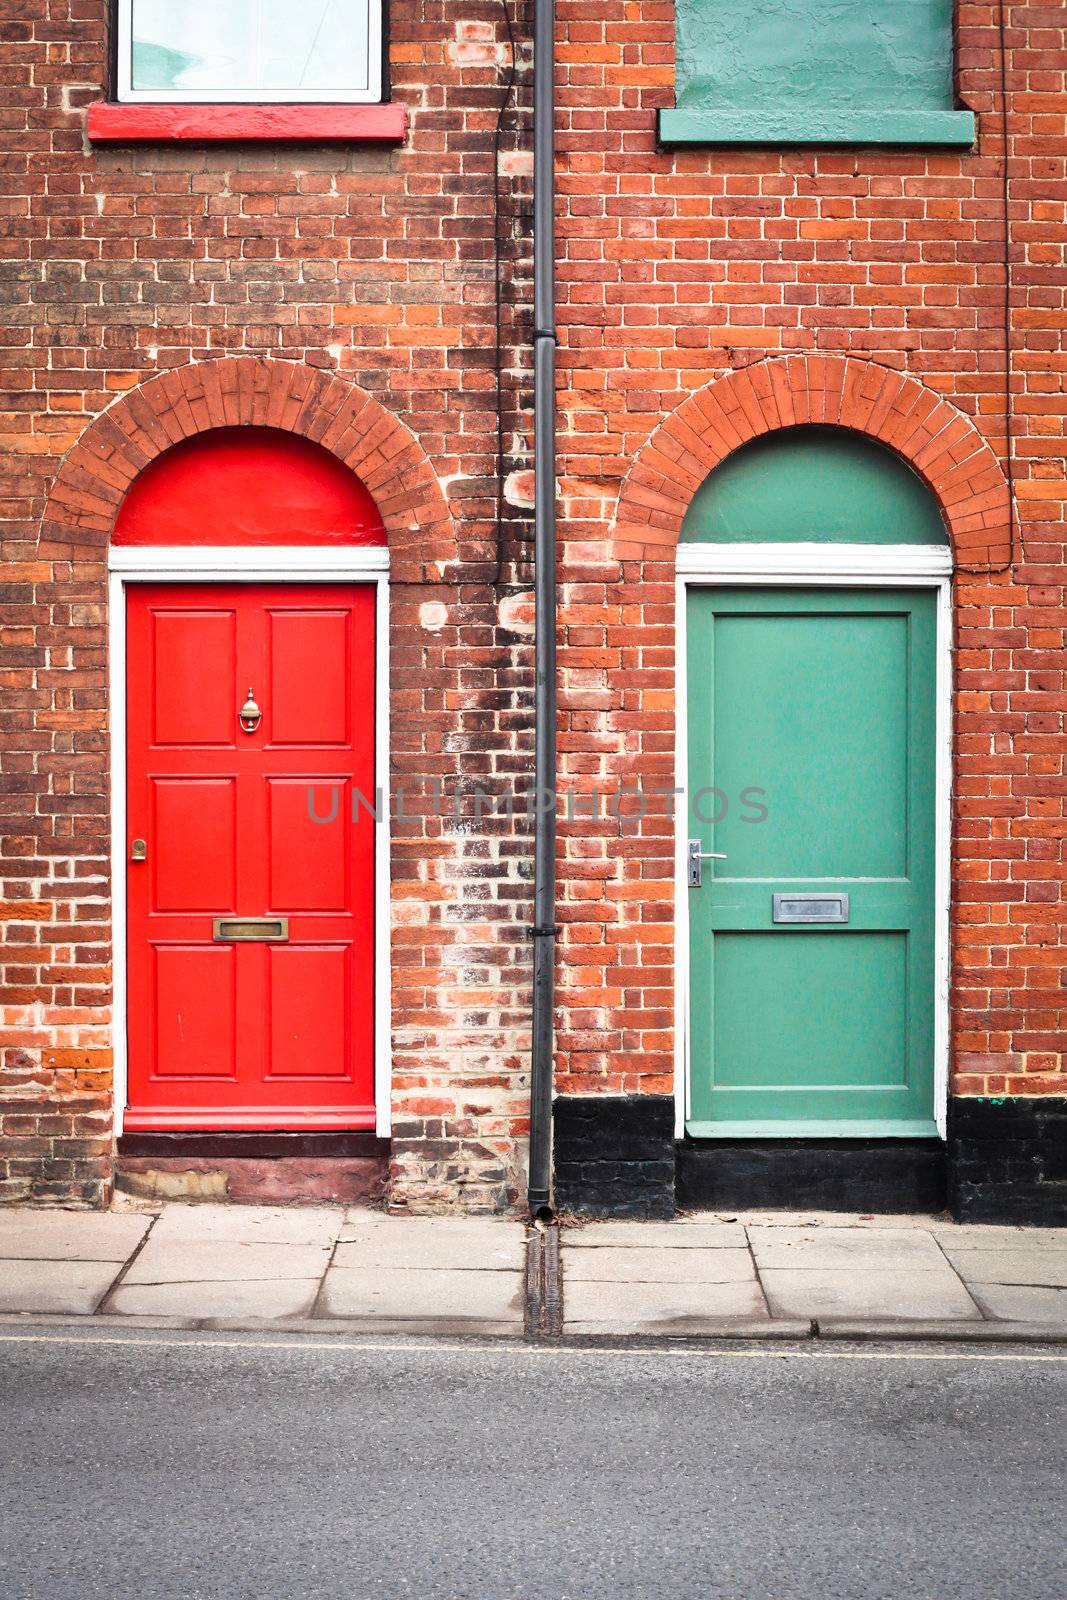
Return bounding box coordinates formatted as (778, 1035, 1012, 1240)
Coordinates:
(659, 0, 974, 148)
(115, 0, 383, 104)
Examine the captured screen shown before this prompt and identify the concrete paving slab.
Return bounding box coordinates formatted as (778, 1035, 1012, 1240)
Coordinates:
(147, 1204, 342, 1247)
(0, 1259, 119, 1315)
(109, 1278, 321, 1320)
(967, 1284, 1067, 1326)
(729, 1211, 941, 1230)
(334, 1216, 524, 1269)
(341, 1206, 395, 1227)
(931, 1224, 1067, 1249)
(761, 1267, 981, 1322)
(748, 1225, 948, 1272)
(565, 1222, 746, 1249)
(0, 1210, 151, 1261)
(321, 1266, 524, 1324)
(564, 1246, 755, 1284)
(565, 1277, 769, 1332)
(941, 1248, 1067, 1288)
(122, 1239, 333, 1284)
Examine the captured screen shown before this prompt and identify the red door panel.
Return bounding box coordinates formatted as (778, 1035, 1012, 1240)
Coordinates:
(126, 582, 376, 1130)
(268, 779, 348, 910)
(151, 609, 236, 744)
(152, 778, 236, 911)
(268, 945, 348, 1078)
(153, 946, 237, 1079)
(268, 608, 351, 745)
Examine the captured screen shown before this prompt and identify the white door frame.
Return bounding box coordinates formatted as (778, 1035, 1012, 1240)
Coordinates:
(107, 544, 392, 1139)
(674, 542, 953, 1141)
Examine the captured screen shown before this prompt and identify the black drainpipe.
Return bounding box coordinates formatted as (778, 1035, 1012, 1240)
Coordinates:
(527, 0, 557, 1218)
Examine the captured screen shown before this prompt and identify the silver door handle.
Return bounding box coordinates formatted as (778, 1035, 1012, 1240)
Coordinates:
(687, 839, 726, 887)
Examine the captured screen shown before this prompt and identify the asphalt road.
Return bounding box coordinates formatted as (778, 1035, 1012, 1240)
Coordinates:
(0, 1329, 1064, 1600)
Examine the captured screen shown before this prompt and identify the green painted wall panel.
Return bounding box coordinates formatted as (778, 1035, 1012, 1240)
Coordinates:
(665, 0, 973, 147)
(675, 0, 957, 112)
(681, 427, 949, 545)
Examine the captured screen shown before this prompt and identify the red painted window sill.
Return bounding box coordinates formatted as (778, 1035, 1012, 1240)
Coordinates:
(88, 101, 406, 144)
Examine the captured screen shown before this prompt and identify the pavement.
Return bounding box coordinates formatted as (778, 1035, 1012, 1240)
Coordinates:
(1, 1328, 1065, 1599)
(0, 1205, 526, 1334)
(1, 1203, 1066, 1341)
(559, 1213, 1067, 1340)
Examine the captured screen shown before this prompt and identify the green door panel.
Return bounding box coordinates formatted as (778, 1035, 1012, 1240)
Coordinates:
(712, 934, 907, 1090)
(710, 609, 909, 879)
(687, 587, 938, 1137)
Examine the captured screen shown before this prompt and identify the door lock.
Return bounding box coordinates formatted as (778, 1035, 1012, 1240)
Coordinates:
(687, 839, 726, 888)
(130, 838, 147, 862)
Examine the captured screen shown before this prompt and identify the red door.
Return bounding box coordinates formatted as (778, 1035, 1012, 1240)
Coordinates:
(125, 583, 376, 1130)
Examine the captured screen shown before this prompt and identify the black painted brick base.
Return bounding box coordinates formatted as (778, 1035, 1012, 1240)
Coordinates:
(553, 1095, 675, 1219)
(553, 1094, 1066, 1224)
(676, 1138, 947, 1214)
(949, 1096, 1067, 1226)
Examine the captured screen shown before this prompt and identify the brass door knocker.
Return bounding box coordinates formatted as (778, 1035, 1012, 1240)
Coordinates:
(239, 688, 262, 734)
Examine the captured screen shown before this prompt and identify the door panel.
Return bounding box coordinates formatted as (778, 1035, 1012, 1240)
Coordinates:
(268, 609, 350, 745)
(152, 778, 236, 911)
(152, 609, 236, 745)
(267, 778, 348, 910)
(711, 610, 909, 879)
(268, 946, 348, 1078)
(712, 931, 908, 1089)
(126, 582, 377, 1130)
(687, 587, 937, 1136)
(153, 946, 236, 1080)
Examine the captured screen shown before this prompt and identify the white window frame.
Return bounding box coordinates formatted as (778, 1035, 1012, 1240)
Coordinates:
(674, 541, 954, 1143)
(107, 544, 392, 1138)
(115, 0, 384, 104)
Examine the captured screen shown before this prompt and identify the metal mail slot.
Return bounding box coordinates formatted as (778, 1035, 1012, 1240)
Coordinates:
(212, 917, 289, 943)
(772, 893, 849, 925)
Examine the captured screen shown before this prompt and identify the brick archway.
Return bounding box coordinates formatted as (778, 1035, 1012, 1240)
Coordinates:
(42, 357, 454, 580)
(612, 357, 1011, 567)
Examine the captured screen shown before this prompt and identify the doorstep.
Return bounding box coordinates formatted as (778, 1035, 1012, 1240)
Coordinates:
(114, 1132, 389, 1206)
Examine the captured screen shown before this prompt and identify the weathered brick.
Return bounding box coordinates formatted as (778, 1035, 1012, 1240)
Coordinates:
(1, 0, 534, 1213)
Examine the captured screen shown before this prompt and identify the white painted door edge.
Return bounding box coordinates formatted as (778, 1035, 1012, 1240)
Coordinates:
(108, 551, 392, 1140)
(674, 542, 952, 1142)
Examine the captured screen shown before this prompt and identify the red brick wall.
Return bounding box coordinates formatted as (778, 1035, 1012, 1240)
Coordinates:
(0, 1, 535, 1208)
(553, 2, 1066, 1105)
(2, 1, 1064, 1209)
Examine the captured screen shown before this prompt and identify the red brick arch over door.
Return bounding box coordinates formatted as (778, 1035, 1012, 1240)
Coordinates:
(41, 357, 454, 578)
(611, 357, 1011, 567)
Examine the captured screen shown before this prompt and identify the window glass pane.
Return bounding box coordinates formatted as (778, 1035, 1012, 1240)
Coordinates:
(129, 1, 371, 95)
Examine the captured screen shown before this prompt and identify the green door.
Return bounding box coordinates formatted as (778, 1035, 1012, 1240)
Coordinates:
(686, 587, 938, 1137)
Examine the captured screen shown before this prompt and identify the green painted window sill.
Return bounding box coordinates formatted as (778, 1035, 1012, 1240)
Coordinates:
(658, 108, 975, 148)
